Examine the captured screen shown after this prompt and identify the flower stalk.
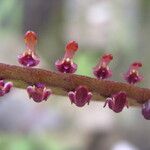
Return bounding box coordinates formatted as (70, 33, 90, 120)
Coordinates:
(0, 63, 150, 106)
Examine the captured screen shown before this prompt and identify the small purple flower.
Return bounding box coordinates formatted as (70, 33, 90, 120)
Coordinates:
(18, 50, 40, 67)
(142, 100, 150, 120)
(27, 83, 52, 103)
(103, 91, 128, 113)
(18, 31, 40, 67)
(124, 62, 143, 84)
(93, 54, 113, 79)
(68, 85, 92, 107)
(0, 79, 13, 96)
(55, 59, 77, 73)
(55, 41, 78, 73)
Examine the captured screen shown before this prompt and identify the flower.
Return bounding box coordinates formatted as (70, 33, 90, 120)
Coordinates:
(142, 100, 150, 120)
(68, 85, 92, 107)
(103, 91, 128, 113)
(55, 41, 78, 73)
(18, 31, 40, 67)
(0, 79, 13, 96)
(27, 83, 52, 102)
(18, 50, 40, 67)
(124, 62, 143, 84)
(93, 54, 113, 79)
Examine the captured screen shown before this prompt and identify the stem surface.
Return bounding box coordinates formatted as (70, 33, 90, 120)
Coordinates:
(0, 63, 149, 106)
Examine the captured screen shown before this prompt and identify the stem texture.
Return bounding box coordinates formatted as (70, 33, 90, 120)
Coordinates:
(0, 63, 149, 106)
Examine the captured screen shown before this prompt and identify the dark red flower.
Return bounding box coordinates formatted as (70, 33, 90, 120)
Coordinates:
(93, 54, 113, 79)
(0, 80, 13, 96)
(18, 50, 40, 67)
(142, 100, 150, 120)
(103, 91, 128, 113)
(55, 41, 78, 73)
(124, 62, 143, 84)
(18, 31, 40, 67)
(27, 83, 52, 103)
(68, 85, 92, 107)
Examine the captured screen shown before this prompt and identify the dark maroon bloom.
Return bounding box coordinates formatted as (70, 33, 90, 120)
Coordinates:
(18, 50, 40, 67)
(55, 41, 78, 73)
(18, 31, 40, 67)
(142, 100, 150, 120)
(0, 80, 13, 96)
(93, 54, 113, 79)
(55, 59, 77, 73)
(124, 62, 143, 84)
(68, 85, 92, 107)
(27, 83, 52, 103)
(103, 91, 128, 113)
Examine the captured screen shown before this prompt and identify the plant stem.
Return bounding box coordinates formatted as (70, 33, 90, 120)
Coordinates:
(0, 63, 149, 106)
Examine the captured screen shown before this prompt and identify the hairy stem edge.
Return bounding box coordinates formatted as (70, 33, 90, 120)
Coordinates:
(0, 63, 149, 106)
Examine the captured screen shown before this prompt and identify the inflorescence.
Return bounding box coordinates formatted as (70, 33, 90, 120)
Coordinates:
(0, 30, 149, 120)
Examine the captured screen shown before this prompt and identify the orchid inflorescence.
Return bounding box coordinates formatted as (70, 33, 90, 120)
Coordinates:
(0, 30, 149, 120)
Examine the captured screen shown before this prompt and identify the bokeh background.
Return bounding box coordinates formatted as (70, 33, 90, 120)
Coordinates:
(0, 0, 150, 149)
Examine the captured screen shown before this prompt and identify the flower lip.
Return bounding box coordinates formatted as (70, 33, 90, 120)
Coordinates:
(25, 31, 37, 46)
(102, 54, 113, 63)
(65, 41, 78, 52)
(68, 85, 92, 107)
(104, 91, 128, 113)
(27, 83, 52, 103)
(18, 51, 40, 67)
(55, 59, 77, 73)
(93, 66, 112, 79)
(132, 62, 142, 67)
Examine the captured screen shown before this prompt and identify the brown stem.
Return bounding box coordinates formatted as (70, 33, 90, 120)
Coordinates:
(0, 63, 149, 106)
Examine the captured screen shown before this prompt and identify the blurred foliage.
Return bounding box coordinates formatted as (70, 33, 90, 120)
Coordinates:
(0, 0, 22, 33)
(0, 135, 61, 150)
(75, 51, 104, 76)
